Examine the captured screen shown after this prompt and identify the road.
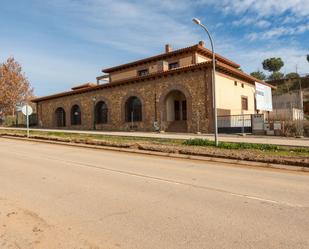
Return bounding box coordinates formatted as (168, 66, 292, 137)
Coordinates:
(1, 127, 309, 147)
(0, 138, 308, 249)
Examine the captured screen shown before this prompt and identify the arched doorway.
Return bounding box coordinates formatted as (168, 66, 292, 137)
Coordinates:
(125, 96, 142, 122)
(164, 90, 187, 132)
(55, 107, 66, 127)
(71, 104, 81, 125)
(95, 101, 108, 124)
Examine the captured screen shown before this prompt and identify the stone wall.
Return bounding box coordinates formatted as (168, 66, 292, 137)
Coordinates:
(36, 68, 212, 133)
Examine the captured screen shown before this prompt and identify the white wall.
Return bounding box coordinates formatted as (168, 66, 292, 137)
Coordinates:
(166, 96, 175, 122)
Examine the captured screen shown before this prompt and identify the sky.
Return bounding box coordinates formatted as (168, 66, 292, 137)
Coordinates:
(1, 0, 309, 96)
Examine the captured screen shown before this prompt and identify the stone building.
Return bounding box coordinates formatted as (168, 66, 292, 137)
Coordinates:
(32, 42, 273, 133)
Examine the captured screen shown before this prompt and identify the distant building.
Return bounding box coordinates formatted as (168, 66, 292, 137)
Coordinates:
(32, 42, 274, 133)
(268, 76, 309, 119)
(271, 90, 304, 120)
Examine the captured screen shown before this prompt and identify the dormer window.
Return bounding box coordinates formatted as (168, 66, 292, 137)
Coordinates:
(138, 69, 149, 77)
(168, 62, 179, 70)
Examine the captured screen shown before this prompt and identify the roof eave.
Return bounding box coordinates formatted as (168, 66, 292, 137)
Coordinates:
(102, 45, 199, 73)
(32, 61, 275, 103)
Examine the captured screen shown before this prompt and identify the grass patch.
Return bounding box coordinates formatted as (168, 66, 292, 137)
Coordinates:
(1, 129, 308, 157)
(183, 138, 280, 150)
(0, 129, 183, 145)
(183, 138, 309, 155)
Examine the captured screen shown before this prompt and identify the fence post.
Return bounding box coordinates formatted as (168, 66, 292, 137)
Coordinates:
(241, 111, 245, 135)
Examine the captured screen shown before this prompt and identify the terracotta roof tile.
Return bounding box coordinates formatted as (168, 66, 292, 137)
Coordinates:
(102, 43, 240, 73)
(32, 61, 274, 102)
(71, 82, 96, 90)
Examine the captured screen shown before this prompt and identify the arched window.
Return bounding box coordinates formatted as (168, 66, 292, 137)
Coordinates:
(55, 107, 66, 127)
(125, 96, 142, 122)
(71, 105, 81, 125)
(95, 101, 108, 124)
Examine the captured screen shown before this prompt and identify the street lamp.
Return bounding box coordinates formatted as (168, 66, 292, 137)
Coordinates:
(92, 96, 96, 130)
(193, 17, 218, 146)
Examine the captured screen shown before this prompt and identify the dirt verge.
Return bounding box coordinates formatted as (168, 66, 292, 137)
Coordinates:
(1, 132, 308, 168)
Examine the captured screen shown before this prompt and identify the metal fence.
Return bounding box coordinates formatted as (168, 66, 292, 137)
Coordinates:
(218, 114, 252, 133)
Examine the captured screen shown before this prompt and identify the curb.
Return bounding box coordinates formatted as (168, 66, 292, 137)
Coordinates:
(1, 127, 308, 148)
(2, 135, 308, 173)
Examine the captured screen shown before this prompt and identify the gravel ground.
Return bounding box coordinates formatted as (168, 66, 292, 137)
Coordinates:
(0, 199, 101, 249)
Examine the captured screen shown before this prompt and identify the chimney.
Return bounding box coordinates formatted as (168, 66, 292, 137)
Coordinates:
(165, 44, 172, 53)
(198, 40, 205, 47)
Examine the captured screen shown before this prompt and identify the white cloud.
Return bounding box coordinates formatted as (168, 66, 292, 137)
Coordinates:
(200, 0, 309, 17)
(282, 15, 304, 25)
(2, 0, 308, 97)
(200, 0, 309, 41)
(44, 0, 199, 55)
(247, 24, 309, 40)
(223, 44, 309, 76)
(41, 0, 309, 77)
(256, 20, 272, 28)
(233, 17, 271, 28)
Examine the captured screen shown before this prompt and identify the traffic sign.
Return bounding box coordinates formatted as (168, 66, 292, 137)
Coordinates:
(21, 105, 33, 116)
(21, 105, 33, 138)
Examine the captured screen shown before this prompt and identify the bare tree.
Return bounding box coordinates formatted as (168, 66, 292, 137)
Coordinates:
(0, 57, 33, 115)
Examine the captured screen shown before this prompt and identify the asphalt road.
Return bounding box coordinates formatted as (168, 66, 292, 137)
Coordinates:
(0, 138, 309, 249)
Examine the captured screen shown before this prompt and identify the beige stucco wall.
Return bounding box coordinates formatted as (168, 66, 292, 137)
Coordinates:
(179, 56, 193, 67)
(215, 73, 255, 115)
(149, 64, 158, 74)
(166, 96, 174, 122)
(109, 53, 194, 82)
(110, 69, 137, 82)
(196, 53, 210, 63)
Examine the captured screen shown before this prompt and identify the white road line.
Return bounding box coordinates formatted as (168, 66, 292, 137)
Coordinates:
(1, 146, 306, 209)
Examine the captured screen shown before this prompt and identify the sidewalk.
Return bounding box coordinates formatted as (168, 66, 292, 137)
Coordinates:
(1, 127, 308, 147)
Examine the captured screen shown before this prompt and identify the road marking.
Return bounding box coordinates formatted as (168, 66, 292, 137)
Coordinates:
(1, 146, 306, 209)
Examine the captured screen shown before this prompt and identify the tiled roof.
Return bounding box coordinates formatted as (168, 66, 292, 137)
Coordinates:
(71, 83, 96, 90)
(102, 44, 240, 73)
(32, 61, 274, 103)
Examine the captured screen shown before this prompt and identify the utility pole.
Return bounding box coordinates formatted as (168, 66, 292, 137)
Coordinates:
(193, 18, 218, 146)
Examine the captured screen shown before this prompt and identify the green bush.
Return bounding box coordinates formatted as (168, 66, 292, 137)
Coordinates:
(3, 115, 16, 127)
(183, 138, 215, 147)
(183, 138, 281, 151)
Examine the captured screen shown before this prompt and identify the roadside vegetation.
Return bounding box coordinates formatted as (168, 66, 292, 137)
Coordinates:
(0, 129, 182, 145)
(0, 129, 308, 166)
(183, 138, 309, 157)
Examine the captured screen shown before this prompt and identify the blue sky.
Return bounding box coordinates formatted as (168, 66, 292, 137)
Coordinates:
(1, 0, 308, 96)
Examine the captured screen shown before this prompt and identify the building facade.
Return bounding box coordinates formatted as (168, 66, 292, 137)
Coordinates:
(268, 76, 309, 117)
(32, 42, 272, 133)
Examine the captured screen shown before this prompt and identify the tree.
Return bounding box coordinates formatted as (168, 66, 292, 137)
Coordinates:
(0, 57, 33, 116)
(250, 70, 266, 80)
(285, 72, 299, 79)
(268, 71, 284, 81)
(262, 57, 284, 73)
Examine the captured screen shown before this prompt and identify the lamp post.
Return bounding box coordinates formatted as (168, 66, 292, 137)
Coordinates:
(92, 96, 96, 130)
(193, 18, 218, 146)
